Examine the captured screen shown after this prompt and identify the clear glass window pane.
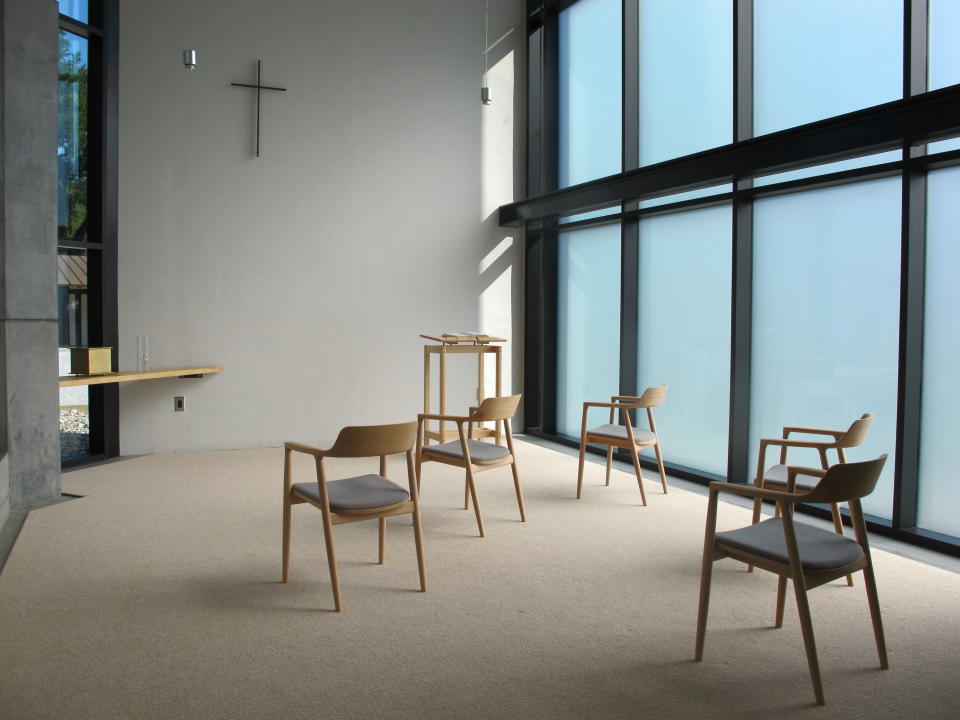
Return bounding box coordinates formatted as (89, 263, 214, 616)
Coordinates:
(751, 179, 901, 520)
(754, 0, 902, 136)
(558, 0, 622, 188)
(58, 1, 88, 24)
(58, 30, 89, 244)
(557, 226, 621, 437)
(917, 167, 960, 538)
(638, 205, 731, 475)
(58, 248, 90, 462)
(639, 0, 732, 165)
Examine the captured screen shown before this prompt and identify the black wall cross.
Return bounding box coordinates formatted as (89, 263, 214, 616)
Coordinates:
(231, 60, 286, 158)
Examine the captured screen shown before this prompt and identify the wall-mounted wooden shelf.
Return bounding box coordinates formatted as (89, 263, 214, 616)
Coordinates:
(58, 366, 223, 387)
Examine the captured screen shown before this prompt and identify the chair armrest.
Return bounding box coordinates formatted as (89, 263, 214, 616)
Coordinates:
(709, 481, 798, 503)
(611, 395, 642, 403)
(417, 412, 469, 423)
(782, 426, 843, 440)
(582, 401, 641, 410)
(284, 441, 328, 457)
(760, 437, 832, 450)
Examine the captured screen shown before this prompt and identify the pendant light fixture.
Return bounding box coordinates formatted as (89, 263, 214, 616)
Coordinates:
(481, 0, 492, 104)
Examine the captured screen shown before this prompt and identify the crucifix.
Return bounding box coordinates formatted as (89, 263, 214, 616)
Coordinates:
(231, 60, 286, 158)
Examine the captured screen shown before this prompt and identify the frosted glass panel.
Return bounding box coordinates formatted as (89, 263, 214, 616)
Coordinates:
(638, 206, 731, 475)
(639, 183, 732, 209)
(917, 167, 960, 538)
(929, 0, 960, 90)
(754, 151, 901, 188)
(639, 0, 732, 165)
(557, 226, 621, 437)
(751, 179, 901, 519)
(558, 0, 622, 188)
(754, 0, 902, 136)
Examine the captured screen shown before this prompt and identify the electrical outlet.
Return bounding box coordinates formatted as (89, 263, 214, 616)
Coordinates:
(174, 396, 185, 412)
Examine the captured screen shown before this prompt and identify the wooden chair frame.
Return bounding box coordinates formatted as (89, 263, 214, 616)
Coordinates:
(695, 456, 889, 706)
(282, 422, 426, 612)
(576, 385, 668, 504)
(751, 413, 873, 585)
(415, 395, 525, 537)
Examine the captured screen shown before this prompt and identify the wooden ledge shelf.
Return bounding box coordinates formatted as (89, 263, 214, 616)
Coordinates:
(59, 366, 223, 387)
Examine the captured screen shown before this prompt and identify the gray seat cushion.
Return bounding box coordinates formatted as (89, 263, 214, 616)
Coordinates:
(292, 474, 409, 511)
(763, 464, 822, 491)
(587, 424, 656, 445)
(716, 518, 863, 572)
(422, 439, 510, 463)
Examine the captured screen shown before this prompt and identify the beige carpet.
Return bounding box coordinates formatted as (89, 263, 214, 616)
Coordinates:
(1, 439, 958, 719)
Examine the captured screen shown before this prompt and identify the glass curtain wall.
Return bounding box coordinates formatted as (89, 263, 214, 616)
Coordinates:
(528, 0, 960, 552)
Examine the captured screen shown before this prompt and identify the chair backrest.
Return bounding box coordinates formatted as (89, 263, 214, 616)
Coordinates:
(469, 394, 522, 422)
(327, 421, 418, 458)
(636, 385, 667, 408)
(801, 454, 887, 505)
(836, 413, 873, 448)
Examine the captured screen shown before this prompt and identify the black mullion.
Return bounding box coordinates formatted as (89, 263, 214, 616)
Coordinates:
(620, 0, 639, 409)
(524, 233, 544, 431)
(101, 0, 120, 458)
(894, 0, 928, 530)
(58, 15, 103, 39)
(727, 0, 753, 484)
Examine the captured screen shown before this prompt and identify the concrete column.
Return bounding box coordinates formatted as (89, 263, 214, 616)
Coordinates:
(0, 0, 61, 523)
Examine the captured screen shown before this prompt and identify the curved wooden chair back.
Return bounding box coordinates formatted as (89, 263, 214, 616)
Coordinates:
(469, 394, 522, 423)
(327, 421, 418, 458)
(802, 454, 887, 505)
(836, 413, 873, 449)
(635, 384, 667, 408)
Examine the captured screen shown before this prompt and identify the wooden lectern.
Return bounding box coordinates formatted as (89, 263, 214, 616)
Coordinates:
(421, 334, 506, 445)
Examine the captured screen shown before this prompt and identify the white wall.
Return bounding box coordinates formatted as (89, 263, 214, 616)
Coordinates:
(118, 0, 524, 453)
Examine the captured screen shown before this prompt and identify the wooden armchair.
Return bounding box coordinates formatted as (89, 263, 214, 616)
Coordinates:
(576, 385, 668, 504)
(416, 395, 525, 537)
(282, 421, 426, 612)
(695, 455, 889, 706)
(752, 413, 873, 585)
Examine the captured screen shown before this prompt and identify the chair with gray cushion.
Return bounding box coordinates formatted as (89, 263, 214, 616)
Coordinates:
(751, 413, 873, 586)
(416, 395, 525, 537)
(282, 421, 425, 611)
(576, 385, 668, 504)
(695, 455, 889, 706)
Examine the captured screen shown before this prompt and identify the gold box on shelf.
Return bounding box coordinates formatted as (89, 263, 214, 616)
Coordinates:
(69, 347, 113, 375)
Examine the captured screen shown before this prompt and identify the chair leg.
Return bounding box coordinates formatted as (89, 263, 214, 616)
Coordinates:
(694, 555, 715, 661)
(378, 517, 386, 565)
(604, 446, 613, 486)
(775, 576, 787, 628)
(511, 459, 527, 522)
(653, 442, 668, 494)
(629, 444, 648, 506)
(862, 566, 889, 669)
(412, 506, 427, 592)
(576, 436, 587, 499)
(792, 576, 825, 706)
(465, 467, 485, 537)
(748, 498, 764, 574)
(319, 511, 342, 612)
(464, 479, 470, 510)
(830, 503, 854, 586)
(282, 492, 292, 583)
